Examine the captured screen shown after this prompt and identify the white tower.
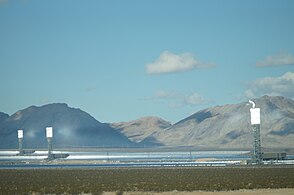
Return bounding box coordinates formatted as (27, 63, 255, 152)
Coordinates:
(249, 100, 262, 165)
(17, 130, 23, 155)
(46, 127, 54, 160)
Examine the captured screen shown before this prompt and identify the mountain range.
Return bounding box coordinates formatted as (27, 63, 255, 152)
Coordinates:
(146, 95, 294, 149)
(0, 95, 293, 149)
(0, 103, 134, 148)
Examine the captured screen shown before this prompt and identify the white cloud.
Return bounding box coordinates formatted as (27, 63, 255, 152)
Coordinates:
(184, 92, 206, 105)
(146, 51, 214, 74)
(256, 51, 294, 67)
(245, 72, 294, 99)
(151, 90, 206, 107)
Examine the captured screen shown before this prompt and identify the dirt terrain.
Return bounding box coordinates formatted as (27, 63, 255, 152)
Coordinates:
(107, 189, 294, 195)
(0, 166, 293, 194)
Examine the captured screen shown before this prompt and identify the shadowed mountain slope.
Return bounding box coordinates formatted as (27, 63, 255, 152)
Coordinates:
(0, 103, 134, 149)
(0, 112, 9, 124)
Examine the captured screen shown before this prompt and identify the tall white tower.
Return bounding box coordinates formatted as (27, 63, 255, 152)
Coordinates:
(249, 100, 262, 165)
(17, 130, 23, 155)
(46, 127, 54, 160)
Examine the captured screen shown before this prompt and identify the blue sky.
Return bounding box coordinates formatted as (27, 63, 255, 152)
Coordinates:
(1, 0, 294, 123)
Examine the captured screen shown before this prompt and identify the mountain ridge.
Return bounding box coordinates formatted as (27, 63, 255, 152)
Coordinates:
(0, 103, 135, 149)
(143, 95, 294, 148)
(0, 95, 293, 149)
(110, 116, 171, 146)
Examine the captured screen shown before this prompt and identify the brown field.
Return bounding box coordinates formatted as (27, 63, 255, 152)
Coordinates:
(109, 189, 294, 195)
(0, 166, 293, 194)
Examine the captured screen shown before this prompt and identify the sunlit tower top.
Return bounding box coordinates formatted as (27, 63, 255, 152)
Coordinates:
(46, 127, 53, 138)
(18, 129, 23, 139)
(249, 100, 260, 125)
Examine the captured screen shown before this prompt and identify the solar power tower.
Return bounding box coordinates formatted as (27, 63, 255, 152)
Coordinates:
(17, 130, 23, 155)
(249, 100, 263, 165)
(46, 127, 54, 160)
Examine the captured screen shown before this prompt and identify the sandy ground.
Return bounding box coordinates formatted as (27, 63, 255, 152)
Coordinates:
(103, 188, 294, 195)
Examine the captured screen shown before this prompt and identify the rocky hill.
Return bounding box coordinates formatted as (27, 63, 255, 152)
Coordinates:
(0, 103, 134, 149)
(111, 116, 171, 146)
(145, 96, 294, 148)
